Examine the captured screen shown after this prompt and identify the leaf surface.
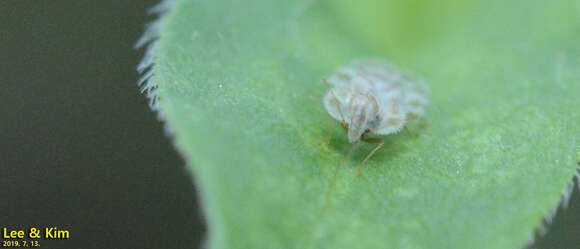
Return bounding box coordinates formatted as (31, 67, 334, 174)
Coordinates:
(146, 0, 580, 248)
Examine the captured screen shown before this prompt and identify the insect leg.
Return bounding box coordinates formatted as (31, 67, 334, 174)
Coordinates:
(325, 95, 347, 145)
(358, 136, 385, 175)
(324, 116, 334, 145)
(403, 126, 414, 136)
(325, 97, 349, 145)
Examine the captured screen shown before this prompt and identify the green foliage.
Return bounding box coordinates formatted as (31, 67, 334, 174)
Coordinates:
(145, 0, 580, 248)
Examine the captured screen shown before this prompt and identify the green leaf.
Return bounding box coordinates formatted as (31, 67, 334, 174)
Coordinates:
(140, 0, 580, 248)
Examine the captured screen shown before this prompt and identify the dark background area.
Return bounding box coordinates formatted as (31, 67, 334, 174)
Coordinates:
(0, 1, 577, 249)
(1, 1, 204, 248)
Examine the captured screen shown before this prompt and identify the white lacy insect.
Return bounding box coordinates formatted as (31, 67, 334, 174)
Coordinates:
(323, 58, 429, 174)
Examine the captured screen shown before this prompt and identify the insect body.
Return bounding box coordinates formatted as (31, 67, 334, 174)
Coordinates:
(323, 59, 428, 173)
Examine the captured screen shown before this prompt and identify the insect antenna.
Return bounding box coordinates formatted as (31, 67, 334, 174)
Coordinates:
(321, 77, 331, 87)
(322, 78, 346, 121)
(366, 92, 380, 114)
(322, 78, 348, 144)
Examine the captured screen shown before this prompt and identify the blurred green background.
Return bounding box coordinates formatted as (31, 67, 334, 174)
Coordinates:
(0, 0, 577, 248)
